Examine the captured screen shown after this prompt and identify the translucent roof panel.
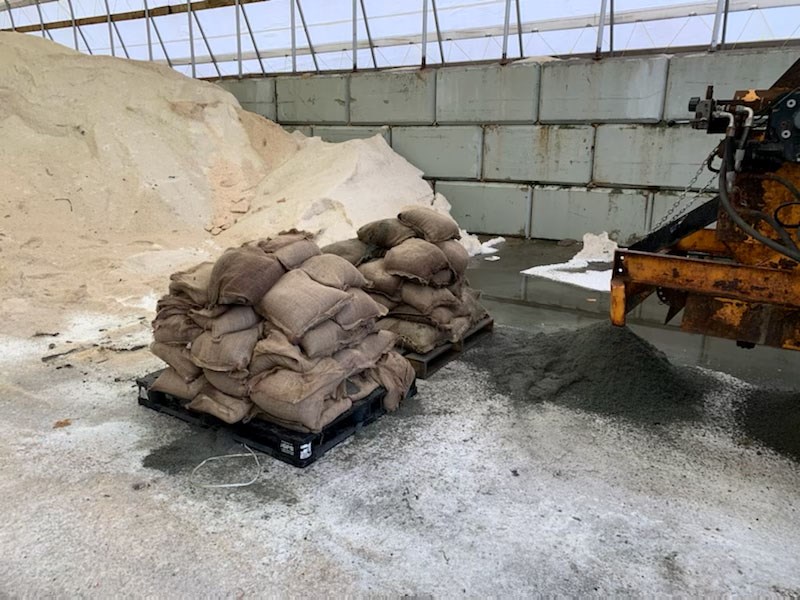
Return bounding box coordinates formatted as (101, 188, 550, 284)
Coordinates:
(1, 0, 799, 76)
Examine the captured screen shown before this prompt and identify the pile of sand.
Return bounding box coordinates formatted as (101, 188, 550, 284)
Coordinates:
(0, 33, 467, 334)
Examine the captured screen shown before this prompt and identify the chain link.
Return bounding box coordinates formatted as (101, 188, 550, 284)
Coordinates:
(650, 148, 719, 232)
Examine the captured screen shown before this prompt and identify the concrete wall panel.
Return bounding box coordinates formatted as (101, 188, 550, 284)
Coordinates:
(217, 79, 276, 121)
(312, 126, 390, 144)
(276, 75, 348, 124)
(540, 56, 668, 123)
(650, 191, 717, 230)
(392, 126, 482, 179)
(350, 70, 436, 124)
(483, 125, 594, 184)
(436, 62, 540, 123)
(594, 125, 721, 188)
(531, 186, 649, 245)
(664, 49, 799, 120)
(436, 181, 529, 236)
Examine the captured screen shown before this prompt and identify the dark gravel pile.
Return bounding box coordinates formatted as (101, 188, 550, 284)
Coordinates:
(462, 322, 713, 425)
(738, 388, 800, 461)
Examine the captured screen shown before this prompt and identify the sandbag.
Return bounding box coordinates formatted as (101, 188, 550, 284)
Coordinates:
(444, 316, 472, 343)
(273, 239, 321, 270)
(248, 360, 348, 432)
(299, 319, 375, 359)
(332, 330, 397, 376)
(370, 350, 416, 411)
(388, 303, 437, 327)
(189, 305, 261, 340)
(155, 294, 198, 320)
(401, 283, 459, 314)
(190, 326, 259, 372)
(255, 230, 313, 253)
(345, 371, 381, 402)
(152, 314, 203, 344)
(358, 258, 403, 299)
(376, 318, 443, 354)
(208, 246, 285, 305)
(186, 385, 252, 424)
(203, 368, 249, 398)
(462, 287, 489, 324)
(258, 270, 350, 341)
(384, 239, 449, 284)
(168, 262, 214, 305)
(436, 240, 470, 276)
(357, 218, 416, 248)
(430, 268, 455, 288)
(150, 368, 207, 400)
(398, 206, 461, 243)
(333, 289, 388, 331)
(249, 329, 321, 374)
(150, 342, 203, 382)
(186, 305, 228, 328)
(367, 292, 398, 311)
(251, 395, 352, 433)
(299, 254, 367, 290)
(320, 238, 371, 266)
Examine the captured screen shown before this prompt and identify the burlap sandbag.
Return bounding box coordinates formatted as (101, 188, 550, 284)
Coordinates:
(299, 254, 367, 290)
(367, 292, 398, 311)
(208, 246, 285, 305)
(186, 304, 227, 328)
(436, 240, 469, 277)
(358, 258, 403, 299)
(401, 283, 459, 314)
(388, 303, 437, 327)
(258, 270, 350, 341)
(150, 368, 207, 400)
(430, 268, 455, 287)
(357, 218, 417, 248)
(429, 302, 469, 326)
(299, 319, 375, 359)
(186, 384, 253, 424)
(273, 239, 321, 270)
(462, 287, 489, 324)
(332, 330, 397, 376)
(251, 395, 352, 433)
(190, 326, 259, 372)
(369, 350, 416, 411)
(248, 359, 347, 432)
(249, 329, 320, 375)
(254, 230, 314, 254)
(203, 368, 249, 398)
(169, 262, 214, 305)
(333, 289, 388, 331)
(376, 318, 443, 354)
(320, 238, 371, 266)
(152, 314, 203, 344)
(444, 316, 472, 343)
(150, 342, 203, 382)
(384, 239, 449, 284)
(155, 294, 197, 320)
(398, 207, 461, 243)
(189, 306, 260, 340)
(345, 371, 381, 402)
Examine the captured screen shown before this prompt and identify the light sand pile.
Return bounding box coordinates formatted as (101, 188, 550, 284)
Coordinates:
(0, 33, 467, 335)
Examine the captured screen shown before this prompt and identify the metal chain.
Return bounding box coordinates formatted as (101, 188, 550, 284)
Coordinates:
(650, 148, 719, 232)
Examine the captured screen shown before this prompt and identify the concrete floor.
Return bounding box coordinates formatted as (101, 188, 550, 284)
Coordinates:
(1, 239, 799, 596)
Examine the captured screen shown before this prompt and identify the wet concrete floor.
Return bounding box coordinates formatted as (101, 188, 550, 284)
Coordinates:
(468, 237, 800, 390)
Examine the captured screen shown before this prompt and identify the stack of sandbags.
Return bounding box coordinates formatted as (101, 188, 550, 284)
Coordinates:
(149, 230, 415, 432)
(322, 207, 490, 355)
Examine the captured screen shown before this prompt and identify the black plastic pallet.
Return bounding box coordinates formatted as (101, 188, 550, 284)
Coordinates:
(137, 370, 416, 468)
(402, 316, 494, 379)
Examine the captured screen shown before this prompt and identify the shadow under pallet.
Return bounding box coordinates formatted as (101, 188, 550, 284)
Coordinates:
(137, 370, 417, 468)
(401, 316, 494, 379)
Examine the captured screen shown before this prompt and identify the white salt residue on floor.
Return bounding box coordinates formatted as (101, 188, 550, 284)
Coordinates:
(521, 232, 617, 292)
(461, 235, 506, 256)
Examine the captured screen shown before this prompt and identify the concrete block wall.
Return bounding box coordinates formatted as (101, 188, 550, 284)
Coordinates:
(217, 47, 797, 244)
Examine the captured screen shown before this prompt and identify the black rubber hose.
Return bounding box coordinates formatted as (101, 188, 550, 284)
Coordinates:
(718, 139, 800, 263)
